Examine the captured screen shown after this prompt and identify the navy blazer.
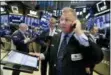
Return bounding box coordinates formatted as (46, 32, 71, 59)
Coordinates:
(44, 33, 89, 75)
(12, 30, 29, 53)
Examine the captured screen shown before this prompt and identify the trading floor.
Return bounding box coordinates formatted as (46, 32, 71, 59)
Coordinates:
(1, 51, 99, 75)
(0, 1, 110, 75)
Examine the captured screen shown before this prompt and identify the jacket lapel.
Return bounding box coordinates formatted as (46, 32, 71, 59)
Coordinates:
(62, 35, 75, 59)
(18, 30, 25, 39)
(52, 32, 61, 62)
(62, 34, 81, 60)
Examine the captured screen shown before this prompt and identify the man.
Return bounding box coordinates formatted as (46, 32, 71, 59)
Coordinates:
(30, 7, 90, 75)
(0, 25, 11, 52)
(12, 23, 30, 53)
(11, 23, 31, 75)
(38, 16, 58, 75)
(85, 26, 99, 75)
(90, 26, 99, 43)
(85, 26, 104, 75)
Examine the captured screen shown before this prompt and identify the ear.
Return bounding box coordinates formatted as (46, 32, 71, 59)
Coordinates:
(72, 20, 76, 25)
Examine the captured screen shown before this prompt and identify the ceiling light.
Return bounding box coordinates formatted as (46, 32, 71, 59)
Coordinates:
(80, 12, 83, 15)
(83, 8, 86, 13)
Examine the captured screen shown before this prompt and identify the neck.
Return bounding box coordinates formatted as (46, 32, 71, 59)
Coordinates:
(50, 27, 54, 30)
(63, 30, 73, 34)
(19, 29, 25, 33)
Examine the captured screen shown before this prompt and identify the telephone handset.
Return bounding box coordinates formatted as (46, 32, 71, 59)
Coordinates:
(71, 23, 76, 29)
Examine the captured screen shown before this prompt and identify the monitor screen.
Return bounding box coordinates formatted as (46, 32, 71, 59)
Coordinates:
(31, 18, 40, 27)
(8, 50, 38, 68)
(25, 16, 31, 26)
(96, 2, 107, 12)
(105, 13, 110, 23)
(0, 7, 7, 14)
(9, 14, 24, 24)
(0, 15, 8, 24)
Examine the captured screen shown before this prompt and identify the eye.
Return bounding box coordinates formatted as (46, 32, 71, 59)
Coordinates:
(60, 18, 64, 21)
(65, 19, 69, 22)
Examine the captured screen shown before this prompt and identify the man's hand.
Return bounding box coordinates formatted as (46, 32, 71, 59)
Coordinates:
(29, 52, 40, 57)
(74, 19, 84, 35)
(29, 52, 45, 60)
(24, 38, 30, 44)
(43, 40, 50, 47)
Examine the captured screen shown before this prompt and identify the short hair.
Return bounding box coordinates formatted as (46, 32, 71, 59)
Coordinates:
(50, 17, 57, 23)
(90, 26, 98, 31)
(62, 7, 77, 19)
(19, 23, 27, 28)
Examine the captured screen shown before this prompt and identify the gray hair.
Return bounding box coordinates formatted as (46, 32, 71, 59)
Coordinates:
(62, 7, 77, 19)
(90, 26, 98, 31)
(19, 23, 27, 28)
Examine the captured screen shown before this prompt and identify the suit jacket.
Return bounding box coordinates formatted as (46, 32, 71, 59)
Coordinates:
(36, 30, 50, 53)
(37, 29, 59, 53)
(44, 33, 88, 75)
(11, 30, 29, 53)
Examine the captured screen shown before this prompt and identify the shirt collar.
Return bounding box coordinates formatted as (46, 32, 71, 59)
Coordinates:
(19, 29, 24, 33)
(50, 28, 56, 32)
(62, 31, 75, 38)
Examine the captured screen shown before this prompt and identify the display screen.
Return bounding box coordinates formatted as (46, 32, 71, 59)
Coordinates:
(105, 13, 110, 23)
(96, 2, 107, 12)
(0, 15, 8, 24)
(9, 14, 24, 24)
(25, 16, 40, 26)
(40, 13, 52, 30)
(93, 13, 110, 29)
(8, 50, 38, 68)
(31, 18, 40, 26)
(86, 18, 94, 30)
(25, 16, 31, 25)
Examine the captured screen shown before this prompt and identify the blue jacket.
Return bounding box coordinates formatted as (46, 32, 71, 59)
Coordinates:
(11, 30, 29, 53)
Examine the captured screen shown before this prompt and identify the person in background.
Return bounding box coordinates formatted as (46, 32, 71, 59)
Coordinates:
(11, 23, 31, 75)
(89, 26, 99, 43)
(90, 26, 109, 49)
(0, 24, 11, 52)
(28, 26, 39, 52)
(86, 26, 99, 75)
(38, 16, 58, 75)
(97, 28, 110, 49)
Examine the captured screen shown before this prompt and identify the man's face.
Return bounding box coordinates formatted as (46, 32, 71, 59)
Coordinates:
(49, 18, 56, 28)
(59, 12, 75, 33)
(92, 27, 98, 34)
(20, 25, 28, 32)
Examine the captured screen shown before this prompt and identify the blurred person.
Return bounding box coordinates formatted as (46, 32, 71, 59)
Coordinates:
(12, 23, 30, 53)
(90, 26, 99, 43)
(97, 28, 110, 49)
(87, 26, 99, 75)
(11, 23, 31, 75)
(85, 26, 104, 75)
(28, 26, 41, 53)
(39, 16, 58, 75)
(90, 26, 109, 49)
(0, 25, 11, 52)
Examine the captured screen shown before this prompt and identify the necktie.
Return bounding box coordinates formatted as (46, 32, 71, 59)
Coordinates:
(58, 34, 68, 59)
(57, 34, 68, 75)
